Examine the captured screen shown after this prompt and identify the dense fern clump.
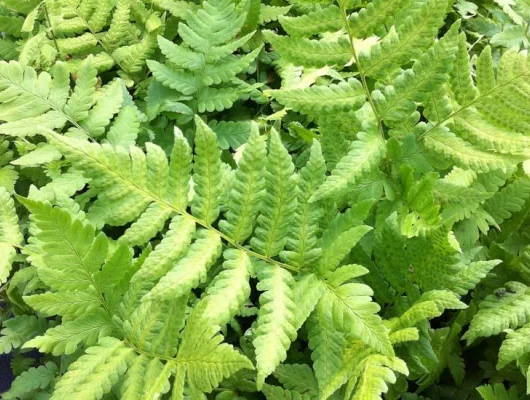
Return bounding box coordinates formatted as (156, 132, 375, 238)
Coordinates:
(2, 0, 530, 399)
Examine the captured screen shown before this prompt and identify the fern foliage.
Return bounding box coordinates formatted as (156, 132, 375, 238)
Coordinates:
(2, 0, 530, 398)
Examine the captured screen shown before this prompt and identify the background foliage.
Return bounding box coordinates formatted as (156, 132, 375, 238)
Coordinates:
(1, 0, 530, 399)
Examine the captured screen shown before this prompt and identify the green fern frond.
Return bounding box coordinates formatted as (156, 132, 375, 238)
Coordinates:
(318, 278, 393, 356)
(292, 272, 326, 331)
(374, 22, 459, 125)
(423, 42, 530, 169)
(464, 282, 530, 344)
(176, 314, 254, 395)
(264, 31, 351, 68)
(148, 0, 258, 114)
(0, 315, 48, 354)
(262, 385, 311, 400)
(145, 229, 222, 301)
(219, 125, 267, 244)
(2, 362, 57, 400)
(267, 79, 365, 118)
(253, 263, 297, 388)
(387, 291, 466, 332)
(280, 140, 326, 268)
(273, 363, 319, 398)
(348, 354, 408, 400)
(477, 383, 520, 400)
(0, 58, 131, 139)
(0, 187, 22, 284)
(124, 295, 187, 356)
(360, 0, 449, 80)
(483, 177, 530, 225)
(23, 311, 113, 356)
(44, 0, 162, 76)
(278, 5, 341, 37)
(452, 260, 501, 296)
(498, 323, 530, 369)
(307, 307, 346, 392)
(311, 129, 386, 202)
(250, 129, 297, 257)
(123, 216, 196, 311)
(121, 355, 166, 400)
(196, 249, 252, 327)
(50, 337, 134, 400)
(348, 0, 412, 38)
(259, 4, 292, 25)
(192, 117, 224, 224)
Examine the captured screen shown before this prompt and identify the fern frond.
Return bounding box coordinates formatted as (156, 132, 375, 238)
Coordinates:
(253, 263, 297, 388)
(124, 216, 196, 309)
(260, 4, 292, 25)
(192, 117, 224, 225)
(262, 385, 311, 400)
(360, 0, 449, 80)
(292, 273, 326, 331)
(102, 0, 131, 51)
(0, 315, 47, 354)
(0, 58, 128, 138)
(318, 279, 393, 356)
(307, 307, 346, 392)
(273, 363, 319, 398)
(264, 31, 351, 68)
(349, 0, 412, 38)
(423, 127, 524, 173)
(319, 339, 373, 400)
(311, 129, 386, 202)
(483, 177, 530, 225)
(23, 310, 113, 356)
(389, 328, 419, 344)
(278, 5, 341, 37)
(267, 79, 365, 118)
(145, 229, 222, 301)
(176, 315, 254, 394)
(449, 33, 478, 106)
(498, 323, 530, 369)
(219, 126, 267, 244)
(374, 22, 459, 125)
(20, 198, 109, 293)
(452, 260, 501, 296)
(64, 56, 98, 121)
(196, 249, 252, 326)
(121, 355, 166, 400)
(124, 295, 187, 356)
(148, 0, 256, 113)
(0, 187, 22, 284)
(50, 337, 134, 400)
(375, 214, 460, 292)
(348, 354, 409, 400)
(424, 42, 530, 168)
(280, 140, 326, 268)
(251, 129, 297, 257)
(2, 362, 57, 400)
(387, 291, 466, 332)
(464, 282, 530, 344)
(118, 203, 173, 247)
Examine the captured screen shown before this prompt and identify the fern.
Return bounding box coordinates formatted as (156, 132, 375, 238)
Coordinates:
(0, 57, 142, 143)
(2, 362, 57, 399)
(3, 0, 530, 398)
(0, 187, 22, 284)
(147, 0, 262, 116)
(464, 282, 530, 344)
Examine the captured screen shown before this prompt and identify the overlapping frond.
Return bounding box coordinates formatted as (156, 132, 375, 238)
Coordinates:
(148, 0, 260, 115)
(0, 187, 22, 284)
